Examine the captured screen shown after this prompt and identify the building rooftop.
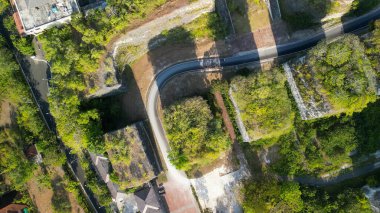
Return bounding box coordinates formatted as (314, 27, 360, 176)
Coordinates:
(13, 0, 78, 32)
(134, 187, 163, 213)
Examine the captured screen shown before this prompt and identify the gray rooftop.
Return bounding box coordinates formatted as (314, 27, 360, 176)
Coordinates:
(14, 0, 78, 30)
(134, 187, 163, 213)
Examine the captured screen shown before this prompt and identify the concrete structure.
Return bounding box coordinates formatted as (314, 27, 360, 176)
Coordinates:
(11, 0, 79, 35)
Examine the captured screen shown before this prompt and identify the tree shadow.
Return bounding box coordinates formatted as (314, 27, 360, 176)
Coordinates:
(278, 0, 331, 31)
(342, 0, 380, 20)
(51, 176, 72, 213)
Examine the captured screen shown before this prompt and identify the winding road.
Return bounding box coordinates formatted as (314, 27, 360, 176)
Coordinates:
(145, 8, 380, 212)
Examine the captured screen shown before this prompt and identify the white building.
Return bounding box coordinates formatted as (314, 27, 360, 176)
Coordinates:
(11, 0, 79, 35)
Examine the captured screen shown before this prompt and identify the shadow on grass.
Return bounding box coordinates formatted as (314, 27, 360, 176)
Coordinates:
(51, 176, 72, 213)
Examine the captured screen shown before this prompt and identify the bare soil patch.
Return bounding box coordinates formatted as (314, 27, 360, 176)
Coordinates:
(27, 167, 85, 213)
(106, 0, 191, 51)
(214, 92, 236, 141)
(188, 148, 240, 178)
(119, 40, 230, 122)
(228, 0, 272, 34)
(0, 101, 14, 128)
(159, 68, 238, 107)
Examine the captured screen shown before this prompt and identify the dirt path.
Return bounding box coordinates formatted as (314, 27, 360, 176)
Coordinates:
(0, 101, 14, 128)
(214, 92, 236, 142)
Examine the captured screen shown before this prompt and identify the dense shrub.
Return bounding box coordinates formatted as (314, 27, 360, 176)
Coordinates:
(163, 97, 230, 171)
(230, 68, 295, 141)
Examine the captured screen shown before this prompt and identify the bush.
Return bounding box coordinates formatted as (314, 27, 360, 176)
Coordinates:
(309, 35, 377, 114)
(163, 97, 230, 171)
(230, 68, 295, 141)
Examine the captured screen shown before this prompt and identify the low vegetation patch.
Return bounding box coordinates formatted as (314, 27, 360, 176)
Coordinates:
(288, 35, 377, 117)
(241, 176, 372, 213)
(230, 68, 295, 141)
(163, 97, 230, 171)
(105, 124, 155, 189)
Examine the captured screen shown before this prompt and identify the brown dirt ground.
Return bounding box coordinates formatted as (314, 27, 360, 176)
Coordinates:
(188, 148, 240, 178)
(229, 0, 272, 34)
(27, 167, 85, 213)
(121, 21, 289, 122)
(106, 0, 191, 51)
(0, 101, 13, 128)
(214, 92, 236, 142)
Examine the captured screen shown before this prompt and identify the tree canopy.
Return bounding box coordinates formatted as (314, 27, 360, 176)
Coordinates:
(230, 68, 295, 141)
(163, 97, 230, 171)
(241, 178, 371, 213)
(308, 35, 377, 114)
(241, 178, 303, 213)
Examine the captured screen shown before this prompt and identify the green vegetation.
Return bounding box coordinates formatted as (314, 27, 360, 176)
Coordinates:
(281, 11, 315, 30)
(365, 20, 380, 77)
(242, 178, 303, 212)
(253, 97, 380, 177)
(239, 29, 380, 177)
(159, 12, 227, 44)
(37, 0, 173, 153)
(290, 35, 377, 116)
(347, 0, 380, 16)
(116, 12, 227, 66)
(38, 26, 103, 153)
(3, 16, 35, 56)
(0, 35, 64, 187)
(230, 68, 295, 141)
(0, 5, 94, 206)
(80, 155, 112, 207)
(51, 177, 72, 213)
(0, 33, 81, 211)
(310, 35, 376, 114)
(241, 177, 371, 213)
(105, 126, 155, 189)
(163, 97, 230, 171)
(278, 0, 332, 30)
(0, 0, 9, 13)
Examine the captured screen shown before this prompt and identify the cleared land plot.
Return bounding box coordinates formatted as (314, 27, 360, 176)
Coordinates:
(104, 123, 155, 189)
(115, 11, 227, 67)
(227, 0, 271, 34)
(229, 68, 295, 142)
(284, 35, 377, 120)
(27, 167, 85, 213)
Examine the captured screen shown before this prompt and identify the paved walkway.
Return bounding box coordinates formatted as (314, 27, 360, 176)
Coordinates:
(163, 171, 200, 213)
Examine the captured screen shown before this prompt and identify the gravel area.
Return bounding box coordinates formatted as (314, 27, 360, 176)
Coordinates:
(190, 143, 250, 212)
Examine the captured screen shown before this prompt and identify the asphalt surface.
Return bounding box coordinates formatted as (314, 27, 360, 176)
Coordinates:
(290, 160, 380, 186)
(146, 7, 380, 200)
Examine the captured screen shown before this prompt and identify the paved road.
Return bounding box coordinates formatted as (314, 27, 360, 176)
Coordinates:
(288, 160, 380, 186)
(146, 7, 380, 210)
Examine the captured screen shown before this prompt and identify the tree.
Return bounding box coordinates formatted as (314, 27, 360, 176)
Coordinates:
(230, 68, 295, 141)
(163, 97, 230, 171)
(0, 0, 9, 13)
(308, 35, 377, 114)
(280, 182, 304, 212)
